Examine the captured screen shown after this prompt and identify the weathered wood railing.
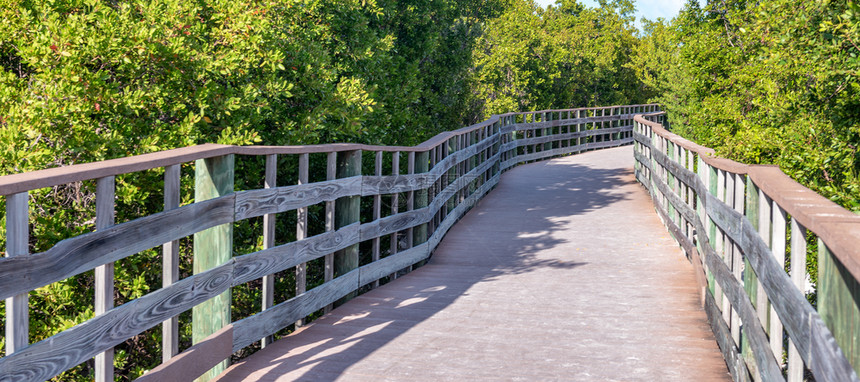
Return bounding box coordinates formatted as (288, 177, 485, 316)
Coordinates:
(634, 112, 860, 382)
(0, 103, 659, 382)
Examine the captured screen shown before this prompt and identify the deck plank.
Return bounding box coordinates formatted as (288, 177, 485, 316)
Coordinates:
(213, 146, 730, 381)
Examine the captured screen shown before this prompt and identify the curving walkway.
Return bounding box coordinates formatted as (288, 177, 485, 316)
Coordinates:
(213, 146, 730, 381)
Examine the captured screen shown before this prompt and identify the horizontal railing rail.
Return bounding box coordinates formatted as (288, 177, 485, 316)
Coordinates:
(634, 112, 860, 382)
(0, 103, 659, 382)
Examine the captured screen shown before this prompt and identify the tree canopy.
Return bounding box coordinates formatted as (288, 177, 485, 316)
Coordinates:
(633, 0, 860, 211)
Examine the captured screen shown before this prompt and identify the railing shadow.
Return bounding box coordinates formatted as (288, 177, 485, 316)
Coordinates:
(214, 148, 637, 381)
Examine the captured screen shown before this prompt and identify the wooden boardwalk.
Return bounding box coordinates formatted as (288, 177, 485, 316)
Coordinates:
(213, 146, 730, 381)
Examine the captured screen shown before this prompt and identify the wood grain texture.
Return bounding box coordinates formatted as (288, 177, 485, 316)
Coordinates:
(162, 164, 181, 361)
(231, 269, 360, 352)
(295, 153, 309, 326)
(705, 289, 752, 382)
(0, 195, 235, 301)
(137, 325, 234, 382)
(390, 152, 402, 280)
(324, 152, 336, 313)
(818, 241, 860, 377)
(412, 151, 430, 248)
(357, 243, 430, 286)
(360, 208, 429, 242)
(787, 218, 807, 382)
(333, 150, 360, 292)
(0, 262, 234, 382)
(4, 192, 29, 355)
(0, 144, 235, 196)
(94, 176, 116, 382)
(261, 154, 277, 348)
(193, 154, 234, 382)
(371, 151, 382, 289)
(233, 224, 360, 286)
(234, 177, 362, 221)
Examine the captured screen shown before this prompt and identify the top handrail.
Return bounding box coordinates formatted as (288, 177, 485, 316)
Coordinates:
(0, 104, 659, 196)
(634, 113, 860, 280)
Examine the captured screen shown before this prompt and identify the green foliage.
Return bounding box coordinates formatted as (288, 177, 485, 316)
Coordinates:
(471, 0, 649, 117)
(633, 0, 860, 211)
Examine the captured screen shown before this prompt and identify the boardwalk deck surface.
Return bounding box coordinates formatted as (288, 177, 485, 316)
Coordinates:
(214, 146, 730, 381)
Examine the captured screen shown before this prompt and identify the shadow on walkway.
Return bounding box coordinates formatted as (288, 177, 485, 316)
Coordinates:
(214, 147, 728, 381)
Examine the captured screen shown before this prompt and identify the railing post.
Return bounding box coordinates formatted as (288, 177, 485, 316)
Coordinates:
(95, 176, 116, 382)
(296, 153, 309, 325)
(769, 202, 786, 365)
(819, 240, 860, 376)
(334, 149, 361, 304)
(163, 164, 181, 361)
(5, 192, 28, 355)
(413, 150, 430, 250)
(261, 154, 277, 347)
(743, 176, 760, 373)
(389, 152, 402, 280)
(371, 151, 382, 289)
(193, 154, 234, 382)
(731, 174, 745, 347)
(787, 219, 807, 381)
(324, 152, 336, 312)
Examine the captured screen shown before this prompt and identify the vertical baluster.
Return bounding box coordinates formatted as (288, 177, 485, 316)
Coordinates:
(743, 176, 759, 367)
(406, 151, 415, 252)
(723, 171, 736, 340)
(757, 189, 771, 329)
(769, 202, 786, 366)
(296, 153, 308, 326)
(261, 154, 277, 347)
(334, 149, 361, 303)
(324, 152, 336, 313)
(446, 138, 455, 219)
(819, 237, 860, 375)
(732, 174, 745, 347)
(413, 150, 430, 261)
(714, 169, 726, 324)
(5, 192, 29, 355)
(696, 155, 712, 295)
(786, 218, 806, 382)
(544, 111, 551, 152)
(95, 175, 115, 382)
(371, 151, 382, 289)
(429, 146, 438, 234)
(460, 135, 467, 204)
(162, 164, 180, 360)
(389, 152, 401, 280)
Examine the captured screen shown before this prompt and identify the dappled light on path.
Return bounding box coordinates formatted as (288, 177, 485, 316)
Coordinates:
(213, 146, 729, 381)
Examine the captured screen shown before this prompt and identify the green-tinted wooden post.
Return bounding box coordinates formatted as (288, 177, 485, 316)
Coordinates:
(742, 176, 760, 376)
(819, 240, 860, 376)
(414, 150, 430, 248)
(193, 154, 234, 382)
(334, 150, 361, 303)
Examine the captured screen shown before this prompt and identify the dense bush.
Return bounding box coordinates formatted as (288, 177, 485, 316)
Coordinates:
(632, 0, 860, 211)
(471, 0, 650, 117)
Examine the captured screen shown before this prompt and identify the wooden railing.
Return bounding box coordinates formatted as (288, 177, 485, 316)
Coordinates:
(0, 104, 659, 382)
(634, 112, 860, 382)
